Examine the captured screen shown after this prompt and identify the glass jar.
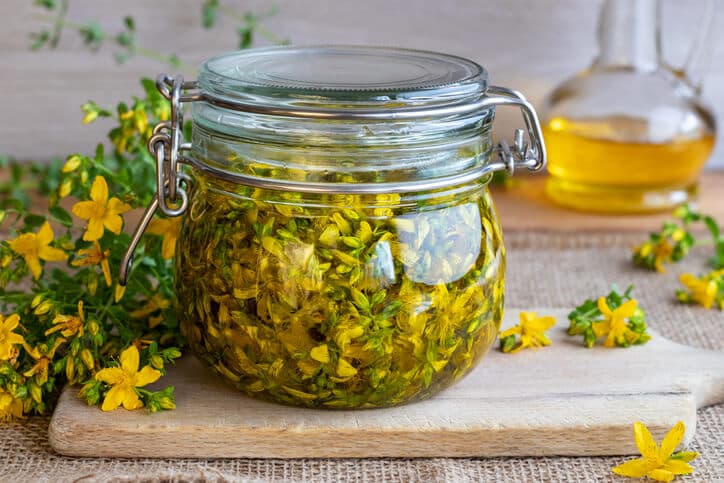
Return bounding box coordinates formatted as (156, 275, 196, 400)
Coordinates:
(121, 46, 546, 408)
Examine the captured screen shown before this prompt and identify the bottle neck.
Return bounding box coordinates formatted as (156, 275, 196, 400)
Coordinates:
(595, 0, 661, 71)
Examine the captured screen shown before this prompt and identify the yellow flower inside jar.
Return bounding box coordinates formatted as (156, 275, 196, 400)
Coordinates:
(123, 46, 546, 408)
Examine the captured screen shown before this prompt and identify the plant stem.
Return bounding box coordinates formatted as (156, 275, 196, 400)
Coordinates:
(32, 14, 196, 74)
(215, 4, 287, 45)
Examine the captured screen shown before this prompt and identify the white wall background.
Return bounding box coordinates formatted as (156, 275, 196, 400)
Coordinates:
(1, 0, 722, 167)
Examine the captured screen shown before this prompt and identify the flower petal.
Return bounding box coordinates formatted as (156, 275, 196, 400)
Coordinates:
(84, 218, 105, 242)
(100, 385, 126, 412)
(597, 297, 612, 316)
(3, 314, 20, 331)
(647, 468, 675, 482)
(103, 214, 124, 235)
(135, 366, 162, 387)
(8, 233, 35, 256)
(499, 326, 521, 339)
(25, 255, 43, 280)
(634, 422, 659, 463)
(147, 218, 170, 235)
(616, 299, 638, 318)
(95, 367, 125, 385)
(38, 246, 68, 263)
(71, 200, 97, 220)
(37, 222, 55, 245)
(101, 258, 112, 287)
(120, 389, 143, 410)
(659, 421, 685, 459)
(161, 235, 176, 259)
(120, 345, 140, 374)
(611, 458, 650, 478)
(592, 320, 610, 338)
(663, 459, 694, 475)
(672, 450, 699, 462)
(107, 197, 131, 216)
(90, 176, 108, 203)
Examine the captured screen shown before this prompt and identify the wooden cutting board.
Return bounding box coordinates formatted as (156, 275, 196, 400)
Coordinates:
(48, 309, 724, 459)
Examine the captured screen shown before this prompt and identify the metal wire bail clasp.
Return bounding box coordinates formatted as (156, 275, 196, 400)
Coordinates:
(483, 86, 547, 176)
(119, 74, 195, 286)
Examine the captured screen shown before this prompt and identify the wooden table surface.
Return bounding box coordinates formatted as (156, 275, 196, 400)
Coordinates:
(493, 172, 724, 233)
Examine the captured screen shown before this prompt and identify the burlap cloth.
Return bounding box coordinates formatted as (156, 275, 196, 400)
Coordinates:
(2, 232, 722, 482)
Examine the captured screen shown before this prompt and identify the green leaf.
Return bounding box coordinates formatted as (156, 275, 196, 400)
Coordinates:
(24, 213, 47, 228)
(202, 0, 218, 28)
(49, 206, 73, 227)
(124, 16, 136, 32)
(704, 216, 720, 241)
(238, 27, 253, 49)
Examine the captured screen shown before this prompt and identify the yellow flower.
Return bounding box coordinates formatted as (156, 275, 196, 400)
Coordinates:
(71, 176, 131, 241)
(71, 242, 112, 287)
(613, 421, 698, 482)
(0, 388, 23, 421)
(0, 314, 25, 361)
(7, 221, 68, 279)
(679, 273, 718, 309)
(129, 293, 170, 319)
(23, 338, 66, 385)
(633, 238, 674, 273)
(147, 217, 181, 259)
(593, 297, 639, 347)
(499, 311, 556, 353)
(45, 301, 85, 338)
(95, 345, 161, 411)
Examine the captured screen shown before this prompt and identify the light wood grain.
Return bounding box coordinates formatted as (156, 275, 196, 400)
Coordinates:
(494, 172, 724, 233)
(48, 309, 724, 459)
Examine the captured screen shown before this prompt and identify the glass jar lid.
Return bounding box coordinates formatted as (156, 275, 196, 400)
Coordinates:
(197, 46, 489, 117)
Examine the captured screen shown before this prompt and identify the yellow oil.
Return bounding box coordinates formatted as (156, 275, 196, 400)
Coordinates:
(543, 117, 715, 213)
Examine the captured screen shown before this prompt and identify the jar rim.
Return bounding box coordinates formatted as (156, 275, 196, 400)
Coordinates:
(197, 45, 490, 119)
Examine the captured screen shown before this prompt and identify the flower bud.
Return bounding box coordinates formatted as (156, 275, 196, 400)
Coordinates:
(114, 284, 126, 303)
(88, 273, 98, 296)
(62, 155, 82, 173)
(65, 356, 75, 382)
(80, 349, 95, 370)
(159, 396, 176, 410)
(33, 300, 53, 316)
(1, 253, 12, 268)
(58, 179, 73, 199)
(88, 320, 100, 336)
(82, 111, 98, 125)
(30, 294, 43, 308)
(150, 354, 164, 369)
(29, 383, 42, 404)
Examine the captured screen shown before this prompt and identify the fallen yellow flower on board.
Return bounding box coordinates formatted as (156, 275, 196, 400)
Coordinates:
(95, 345, 161, 411)
(71, 175, 131, 242)
(593, 297, 641, 348)
(499, 311, 556, 353)
(613, 421, 698, 482)
(7, 221, 68, 279)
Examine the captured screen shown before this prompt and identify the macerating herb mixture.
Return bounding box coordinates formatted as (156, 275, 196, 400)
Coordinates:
(176, 173, 505, 408)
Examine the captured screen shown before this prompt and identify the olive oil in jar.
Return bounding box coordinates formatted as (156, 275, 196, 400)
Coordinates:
(544, 117, 715, 213)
